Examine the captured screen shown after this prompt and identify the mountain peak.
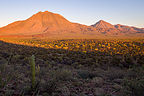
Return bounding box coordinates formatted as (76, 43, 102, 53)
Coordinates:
(98, 20, 106, 23)
(92, 20, 115, 29)
(27, 10, 70, 25)
(31, 11, 59, 17)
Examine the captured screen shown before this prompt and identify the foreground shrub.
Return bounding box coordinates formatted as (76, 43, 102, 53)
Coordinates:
(50, 69, 73, 81)
(43, 79, 57, 95)
(105, 68, 125, 80)
(124, 79, 144, 96)
(77, 70, 95, 79)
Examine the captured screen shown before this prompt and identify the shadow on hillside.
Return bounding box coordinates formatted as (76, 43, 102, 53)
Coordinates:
(0, 40, 143, 69)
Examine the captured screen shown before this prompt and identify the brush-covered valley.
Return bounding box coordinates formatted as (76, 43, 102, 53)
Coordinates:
(0, 38, 144, 96)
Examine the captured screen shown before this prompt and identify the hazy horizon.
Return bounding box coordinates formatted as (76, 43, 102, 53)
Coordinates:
(0, 0, 144, 28)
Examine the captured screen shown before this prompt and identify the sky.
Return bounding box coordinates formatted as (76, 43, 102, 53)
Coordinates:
(0, 0, 144, 28)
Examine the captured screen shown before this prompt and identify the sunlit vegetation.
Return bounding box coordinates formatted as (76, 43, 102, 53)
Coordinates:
(0, 38, 143, 96)
(1, 39, 144, 56)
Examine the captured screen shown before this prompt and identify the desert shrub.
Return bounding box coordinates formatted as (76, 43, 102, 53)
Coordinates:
(91, 77, 104, 87)
(4, 90, 14, 96)
(126, 67, 144, 79)
(0, 61, 14, 89)
(137, 55, 144, 65)
(122, 55, 138, 68)
(0, 57, 16, 96)
(22, 85, 31, 95)
(105, 68, 125, 80)
(42, 69, 73, 95)
(123, 66, 144, 96)
(79, 93, 87, 96)
(50, 69, 73, 81)
(11, 54, 21, 63)
(124, 79, 144, 96)
(93, 88, 105, 96)
(42, 92, 51, 96)
(0, 57, 7, 65)
(57, 86, 70, 96)
(43, 79, 57, 95)
(111, 55, 122, 67)
(77, 70, 95, 79)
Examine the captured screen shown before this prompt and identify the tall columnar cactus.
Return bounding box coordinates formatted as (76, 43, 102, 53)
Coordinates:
(30, 55, 36, 89)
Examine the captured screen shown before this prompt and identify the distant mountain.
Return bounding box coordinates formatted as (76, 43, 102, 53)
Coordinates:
(92, 20, 115, 29)
(114, 24, 144, 33)
(91, 20, 120, 35)
(0, 11, 143, 38)
(91, 20, 144, 35)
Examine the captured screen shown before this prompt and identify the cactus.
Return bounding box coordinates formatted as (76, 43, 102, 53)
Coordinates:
(29, 55, 36, 89)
